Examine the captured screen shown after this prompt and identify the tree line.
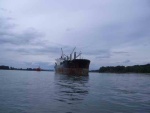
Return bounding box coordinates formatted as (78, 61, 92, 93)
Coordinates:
(99, 64, 150, 73)
(0, 65, 53, 71)
(0, 65, 9, 70)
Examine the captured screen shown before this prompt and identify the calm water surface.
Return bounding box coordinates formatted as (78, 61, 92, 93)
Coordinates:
(0, 70, 150, 113)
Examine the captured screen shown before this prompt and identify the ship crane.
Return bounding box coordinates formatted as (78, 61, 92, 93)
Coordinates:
(63, 54, 69, 60)
(70, 47, 76, 60)
(75, 52, 82, 59)
(71, 47, 76, 55)
(61, 48, 64, 58)
(60, 47, 82, 60)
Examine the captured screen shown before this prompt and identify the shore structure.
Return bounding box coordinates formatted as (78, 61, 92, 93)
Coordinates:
(54, 48, 90, 75)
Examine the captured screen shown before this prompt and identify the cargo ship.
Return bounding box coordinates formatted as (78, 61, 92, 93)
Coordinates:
(54, 48, 90, 75)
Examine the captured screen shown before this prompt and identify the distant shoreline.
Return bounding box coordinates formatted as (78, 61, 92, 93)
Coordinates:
(89, 71, 150, 74)
(1, 64, 150, 73)
(0, 65, 54, 72)
(90, 64, 150, 73)
(0, 69, 54, 72)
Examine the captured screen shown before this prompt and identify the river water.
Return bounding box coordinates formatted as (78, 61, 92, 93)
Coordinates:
(0, 70, 149, 113)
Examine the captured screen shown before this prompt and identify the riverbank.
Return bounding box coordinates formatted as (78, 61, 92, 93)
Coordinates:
(90, 64, 150, 73)
(0, 65, 53, 71)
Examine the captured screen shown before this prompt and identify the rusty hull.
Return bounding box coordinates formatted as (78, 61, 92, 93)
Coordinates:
(55, 68, 89, 76)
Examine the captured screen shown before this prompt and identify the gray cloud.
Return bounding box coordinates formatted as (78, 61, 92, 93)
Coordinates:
(123, 60, 130, 64)
(112, 52, 130, 58)
(96, 54, 111, 59)
(6, 46, 60, 55)
(84, 49, 110, 55)
(113, 51, 129, 54)
(0, 14, 44, 45)
(0, 28, 43, 45)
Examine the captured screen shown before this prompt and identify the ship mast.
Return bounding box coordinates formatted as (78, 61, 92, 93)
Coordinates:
(70, 47, 76, 60)
(61, 48, 64, 58)
(76, 52, 82, 59)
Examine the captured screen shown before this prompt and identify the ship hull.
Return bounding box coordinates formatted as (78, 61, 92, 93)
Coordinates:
(55, 68, 89, 76)
(55, 59, 90, 76)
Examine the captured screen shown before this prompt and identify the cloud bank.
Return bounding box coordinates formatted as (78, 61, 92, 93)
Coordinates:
(0, 0, 150, 69)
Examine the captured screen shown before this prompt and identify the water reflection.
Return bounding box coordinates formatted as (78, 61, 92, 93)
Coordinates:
(54, 73, 89, 105)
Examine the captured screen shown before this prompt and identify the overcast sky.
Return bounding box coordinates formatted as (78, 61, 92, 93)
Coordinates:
(0, 0, 150, 70)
